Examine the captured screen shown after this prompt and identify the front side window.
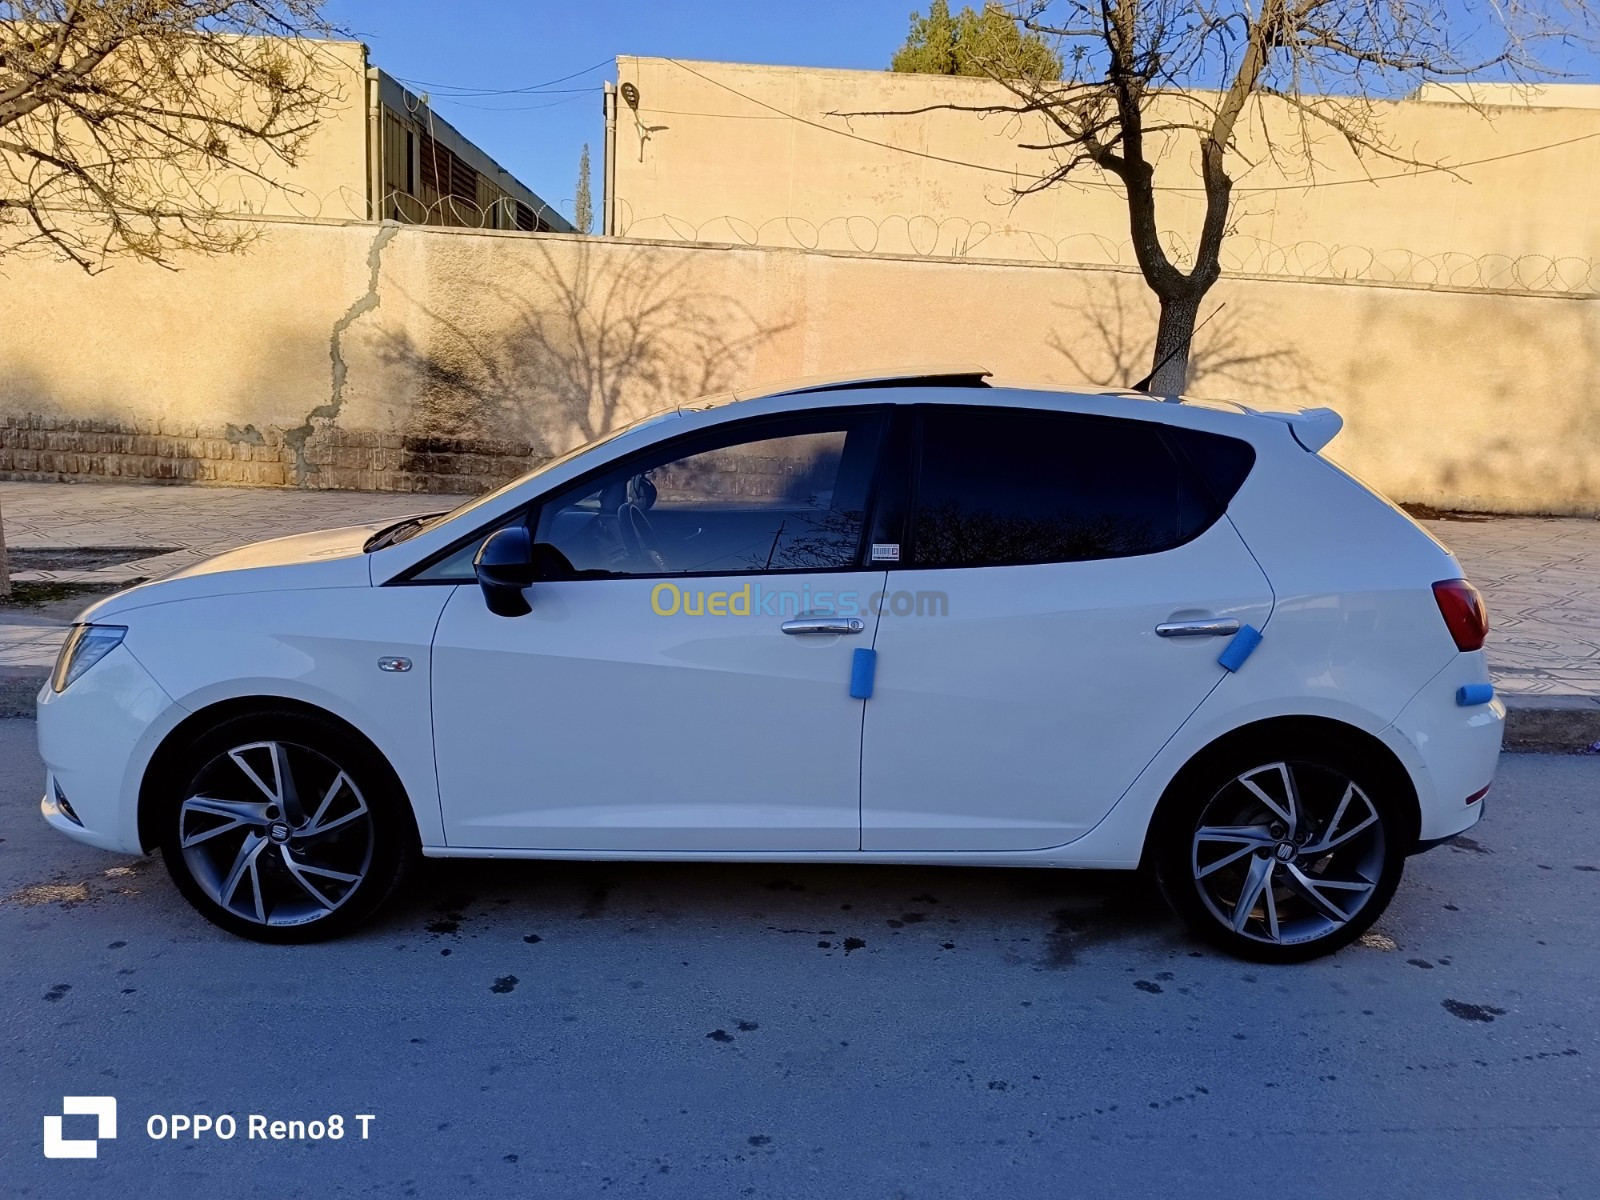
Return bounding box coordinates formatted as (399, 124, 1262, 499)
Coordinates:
(532, 411, 885, 577)
(910, 406, 1230, 568)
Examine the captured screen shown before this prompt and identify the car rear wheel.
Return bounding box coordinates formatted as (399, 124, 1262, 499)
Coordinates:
(157, 710, 415, 943)
(1154, 740, 1408, 963)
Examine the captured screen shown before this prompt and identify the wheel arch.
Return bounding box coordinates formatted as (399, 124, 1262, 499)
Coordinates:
(1139, 714, 1422, 870)
(136, 695, 420, 853)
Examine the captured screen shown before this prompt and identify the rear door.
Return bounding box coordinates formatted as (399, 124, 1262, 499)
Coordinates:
(860, 404, 1272, 852)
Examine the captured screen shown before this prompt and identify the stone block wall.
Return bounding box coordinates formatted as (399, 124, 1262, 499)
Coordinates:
(0, 416, 544, 493)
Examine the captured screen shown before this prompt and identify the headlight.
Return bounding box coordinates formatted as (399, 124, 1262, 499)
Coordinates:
(51, 624, 127, 693)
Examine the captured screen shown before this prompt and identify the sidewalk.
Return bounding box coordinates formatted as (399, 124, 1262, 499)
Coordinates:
(1, 482, 466, 684)
(3, 480, 1599, 745)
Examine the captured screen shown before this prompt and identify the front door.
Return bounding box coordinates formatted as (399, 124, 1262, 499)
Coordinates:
(431, 408, 889, 852)
(861, 404, 1273, 852)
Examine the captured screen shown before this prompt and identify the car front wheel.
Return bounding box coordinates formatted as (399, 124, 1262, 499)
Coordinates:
(1154, 741, 1409, 963)
(157, 710, 415, 943)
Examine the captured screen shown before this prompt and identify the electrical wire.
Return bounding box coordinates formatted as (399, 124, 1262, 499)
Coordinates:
(430, 93, 589, 113)
(394, 57, 611, 98)
(661, 57, 1600, 194)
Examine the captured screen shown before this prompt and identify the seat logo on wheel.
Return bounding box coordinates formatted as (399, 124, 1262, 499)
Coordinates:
(1274, 841, 1297, 862)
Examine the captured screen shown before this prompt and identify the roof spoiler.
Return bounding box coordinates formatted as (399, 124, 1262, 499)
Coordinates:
(1286, 408, 1343, 452)
(1240, 405, 1343, 453)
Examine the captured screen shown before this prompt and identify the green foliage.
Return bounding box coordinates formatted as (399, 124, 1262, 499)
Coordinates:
(890, 1, 1061, 80)
(575, 143, 593, 235)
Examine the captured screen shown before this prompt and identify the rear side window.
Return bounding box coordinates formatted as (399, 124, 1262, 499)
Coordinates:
(909, 407, 1245, 568)
(1164, 426, 1256, 511)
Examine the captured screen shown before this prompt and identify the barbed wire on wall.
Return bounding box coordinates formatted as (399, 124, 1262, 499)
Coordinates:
(376, 189, 572, 234)
(147, 168, 1600, 298)
(199, 173, 573, 235)
(612, 203, 1600, 297)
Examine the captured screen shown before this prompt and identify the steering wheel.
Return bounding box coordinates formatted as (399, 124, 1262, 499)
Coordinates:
(593, 473, 668, 572)
(619, 503, 669, 572)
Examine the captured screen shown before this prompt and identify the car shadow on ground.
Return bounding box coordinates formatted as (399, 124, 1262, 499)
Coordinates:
(380, 856, 1191, 967)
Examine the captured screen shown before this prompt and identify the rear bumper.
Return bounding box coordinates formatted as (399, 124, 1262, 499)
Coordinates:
(1388, 651, 1503, 846)
(1412, 812, 1487, 855)
(36, 644, 176, 855)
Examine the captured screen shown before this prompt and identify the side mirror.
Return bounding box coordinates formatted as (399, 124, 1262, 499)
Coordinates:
(474, 526, 536, 617)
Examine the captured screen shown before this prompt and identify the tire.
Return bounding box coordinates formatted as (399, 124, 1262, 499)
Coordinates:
(1152, 734, 1409, 963)
(156, 709, 417, 943)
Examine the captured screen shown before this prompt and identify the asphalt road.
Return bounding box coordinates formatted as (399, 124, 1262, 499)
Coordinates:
(2, 718, 1597, 1199)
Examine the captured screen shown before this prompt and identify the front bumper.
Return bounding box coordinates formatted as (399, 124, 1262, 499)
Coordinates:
(36, 643, 177, 854)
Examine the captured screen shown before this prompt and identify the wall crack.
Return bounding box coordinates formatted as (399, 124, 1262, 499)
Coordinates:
(283, 219, 401, 483)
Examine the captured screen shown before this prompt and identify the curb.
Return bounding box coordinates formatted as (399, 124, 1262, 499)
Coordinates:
(2, 667, 1596, 752)
(1501, 694, 1600, 754)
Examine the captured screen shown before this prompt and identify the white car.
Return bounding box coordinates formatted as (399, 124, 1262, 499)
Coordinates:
(37, 367, 1501, 961)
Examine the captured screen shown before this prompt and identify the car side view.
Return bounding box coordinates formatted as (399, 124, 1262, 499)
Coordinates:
(37, 367, 1502, 961)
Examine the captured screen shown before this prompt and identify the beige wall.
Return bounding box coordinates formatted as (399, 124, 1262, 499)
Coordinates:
(207, 38, 371, 221)
(0, 37, 372, 234)
(612, 58, 1600, 293)
(1, 218, 1597, 512)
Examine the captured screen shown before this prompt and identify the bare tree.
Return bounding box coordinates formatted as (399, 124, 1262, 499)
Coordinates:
(855, 1, 1599, 393)
(0, 0, 343, 273)
(0, 2, 343, 593)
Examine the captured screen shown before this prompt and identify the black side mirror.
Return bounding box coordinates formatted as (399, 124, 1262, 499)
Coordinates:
(474, 526, 536, 617)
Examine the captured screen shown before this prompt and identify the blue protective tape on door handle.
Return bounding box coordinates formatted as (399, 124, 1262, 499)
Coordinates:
(1217, 624, 1263, 673)
(849, 647, 877, 699)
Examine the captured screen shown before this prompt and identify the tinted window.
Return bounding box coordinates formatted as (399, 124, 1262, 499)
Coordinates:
(533, 411, 884, 576)
(1165, 426, 1256, 508)
(910, 407, 1230, 568)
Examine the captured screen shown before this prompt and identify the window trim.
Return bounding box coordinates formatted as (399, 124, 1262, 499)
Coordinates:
(389, 405, 894, 585)
(892, 403, 1238, 572)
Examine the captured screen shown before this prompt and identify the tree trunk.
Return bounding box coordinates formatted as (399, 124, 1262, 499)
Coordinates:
(1147, 291, 1203, 396)
(0, 494, 9, 599)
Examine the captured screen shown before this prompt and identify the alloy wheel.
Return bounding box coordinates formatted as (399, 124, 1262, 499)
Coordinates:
(178, 740, 374, 928)
(1190, 761, 1384, 947)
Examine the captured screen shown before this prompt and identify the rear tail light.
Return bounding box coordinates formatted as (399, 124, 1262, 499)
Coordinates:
(1432, 578, 1488, 652)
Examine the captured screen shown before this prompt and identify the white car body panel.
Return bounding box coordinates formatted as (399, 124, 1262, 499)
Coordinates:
(860, 519, 1273, 851)
(34, 379, 1503, 886)
(38, 644, 175, 854)
(431, 572, 885, 851)
(56, 580, 455, 851)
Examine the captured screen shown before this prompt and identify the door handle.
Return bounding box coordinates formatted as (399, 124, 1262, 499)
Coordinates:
(781, 616, 865, 636)
(1155, 618, 1241, 638)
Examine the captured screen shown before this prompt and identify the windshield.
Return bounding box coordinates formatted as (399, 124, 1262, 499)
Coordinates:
(383, 408, 682, 546)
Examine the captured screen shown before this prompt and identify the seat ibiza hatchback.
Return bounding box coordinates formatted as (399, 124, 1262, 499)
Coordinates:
(37, 368, 1501, 961)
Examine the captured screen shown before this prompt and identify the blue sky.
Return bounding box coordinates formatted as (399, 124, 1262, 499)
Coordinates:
(325, 1, 1600, 225)
(324, 1, 913, 221)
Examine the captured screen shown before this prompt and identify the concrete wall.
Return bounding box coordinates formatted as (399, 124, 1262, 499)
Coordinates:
(0, 38, 372, 229)
(0, 37, 559, 234)
(2, 218, 1597, 513)
(611, 58, 1600, 293)
(219, 39, 371, 221)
